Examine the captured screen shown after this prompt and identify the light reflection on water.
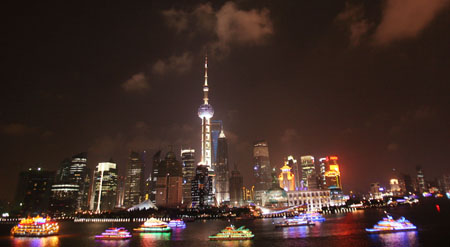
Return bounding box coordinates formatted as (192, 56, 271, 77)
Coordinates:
(369, 231, 419, 247)
(139, 232, 171, 247)
(10, 236, 60, 247)
(94, 239, 131, 247)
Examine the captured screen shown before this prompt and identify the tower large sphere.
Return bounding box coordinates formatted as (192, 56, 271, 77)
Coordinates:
(198, 104, 214, 119)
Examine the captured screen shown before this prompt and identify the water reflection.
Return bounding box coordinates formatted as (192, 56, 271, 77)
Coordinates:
(280, 225, 311, 239)
(212, 240, 253, 247)
(369, 231, 419, 247)
(94, 239, 130, 247)
(10, 236, 60, 247)
(139, 232, 171, 247)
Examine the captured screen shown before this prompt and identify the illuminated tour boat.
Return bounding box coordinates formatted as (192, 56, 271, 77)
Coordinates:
(168, 219, 186, 228)
(134, 218, 172, 233)
(11, 216, 59, 237)
(275, 216, 314, 227)
(366, 214, 417, 233)
(303, 212, 326, 222)
(95, 227, 132, 240)
(209, 225, 254, 241)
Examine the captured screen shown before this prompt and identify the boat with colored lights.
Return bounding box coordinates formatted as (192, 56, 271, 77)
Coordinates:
(11, 216, 59, 237)
(168, 219, 186, 228)
(303, 212, 326, 222)
(366, 214, 417, 233)
(275, 216, 314, 227)
(134, 218, 172, 233)
(209, 225, 254, 241)
(95, 227, 132, 240)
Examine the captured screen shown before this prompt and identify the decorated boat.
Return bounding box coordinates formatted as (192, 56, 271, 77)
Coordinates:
(303, 212, 326, 222)
(134, 218, 172, 233)
(95, 227, 132, 240)
(366, 214, 417, 233)
(168, 219, 186, 228)
(275, 216, 314, 227)
(11, 216, 59, 237)
(209, 225, 254, 241)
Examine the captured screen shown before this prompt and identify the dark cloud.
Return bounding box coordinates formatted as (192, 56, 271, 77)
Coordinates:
(121, 72, 150, 92)
(336, 2, 371, 46)
(373, 0, 450, 45)
(152, 52, 194, 75)
(1, 123, 37, 136)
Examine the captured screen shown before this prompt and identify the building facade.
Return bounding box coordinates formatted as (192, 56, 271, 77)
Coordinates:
(15, 167, 55, 215)
(181, 148, 195, 207)
(253, 140, 272, 191)
(91, 161, 118, 212)
(229, 165, 243, 206)
(150, 150, 162, 204)
(286, 156, 300, 190)
(279, 162, 295, 191)
(191, 165, 214, 208)
(287, 190, 331, 212)
(124, 151, 145, 207)
(214, 129, 230, 204)
(300, 155, 316, 189)
(155, 150, 183, 208)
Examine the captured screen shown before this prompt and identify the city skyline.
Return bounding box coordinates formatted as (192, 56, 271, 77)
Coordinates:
(2, 1, 450, 201)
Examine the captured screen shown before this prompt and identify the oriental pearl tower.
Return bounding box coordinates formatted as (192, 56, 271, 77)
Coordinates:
(198, 54, 214, 168)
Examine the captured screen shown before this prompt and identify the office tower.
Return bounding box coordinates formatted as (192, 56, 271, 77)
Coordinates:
(124, 151, 145, 207)
(70, 152, 91, 210)
(229, 164, 243, 206)
(215, 129, 230, 204)
(279, 162, 295, 191)
(286, 156, 300, 190)
(300, 155, 315, 189)
(253, 140, 272, 191)
(390, 178, 402, 196)
(150, 150, 162, 204)
(155, 150, 183, 208)
(198, 55, 214, 168)
(403, 174, 415, 194)
(191, 165, 214, 208)
(319, 158, 327, 189)
(416, 166, 427, 193)
(438, 174, 450, 193)
(15, 167, 55, 215)
(181, 148, 195, 207)
(92, 161, 118, 212)
(211, 120, 223, 165)
(324, 156, 342, 189)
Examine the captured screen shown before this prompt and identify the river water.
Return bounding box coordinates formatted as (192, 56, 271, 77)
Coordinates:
(1, 203, 448, 247)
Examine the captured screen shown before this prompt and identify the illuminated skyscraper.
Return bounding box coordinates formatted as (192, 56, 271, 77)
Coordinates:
(198, 55, 214, 168)
(92, 161, 118, 212)
(324, 156, 342, 189)
(215, 129, 230, 204)
(279, 162, 295, 191)
(300, 155, 316, 189)
(124, 151, 145, 207)
(181, 148, 195, 206)
(318, 158, 327, 189)
(150, 150, 162, 204)
(416, 166, 426, 193)
(286, 156, 300, 190)
(253, 140, 272, 191)
(211, 120, 223, 165)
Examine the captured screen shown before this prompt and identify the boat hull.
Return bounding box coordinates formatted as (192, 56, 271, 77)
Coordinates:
(12, 233, 58, 237)
(209, 237, 254, 241)
(365, 227, 417, 233)
(95, 236, 131, 240)
(275, 222, 314, 227)
(134, 228, 172, 233)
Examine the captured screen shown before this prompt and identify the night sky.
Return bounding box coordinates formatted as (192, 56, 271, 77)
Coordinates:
(2, 0, 450, 200)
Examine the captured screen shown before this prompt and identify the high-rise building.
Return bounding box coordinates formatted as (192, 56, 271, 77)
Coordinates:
(215, 129, 230, 204)
(324, 156, 342, 189)
(181, 148, 195, 207)
(279, 162, 295, 191)
(370, 182, 382, 199)
(403, 174, 415, 194)
(300, 155, 315, 189)
(253, 140, 272, 191)
(50, 153, 90, 214)
(150, 150, 162, 204)
(91, 161, 118, 212)
(124, 151, 145, 207)
(155, 150, 183, 208)
(438, 174, 450, 193)
(416, 166, 426, 193)
(286, 156, 300, 190)
(318, 158, 327, 189)
(116, 175, 126, 208)
(229, 164, 243, 206)
(191, 165, 214, 208)
(211, 120, 223, 165)
(15, 167, 55, 215)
